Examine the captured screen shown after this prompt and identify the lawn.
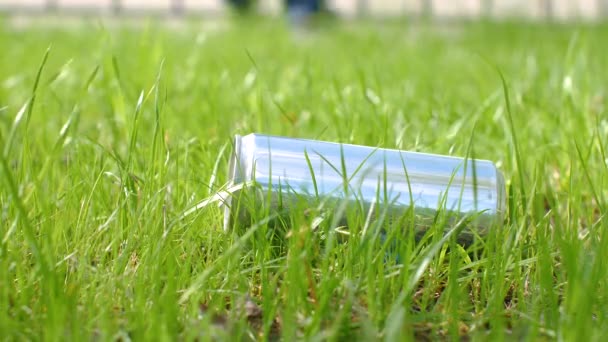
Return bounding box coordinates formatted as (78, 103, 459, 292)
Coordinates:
(0, 16, 607, 340)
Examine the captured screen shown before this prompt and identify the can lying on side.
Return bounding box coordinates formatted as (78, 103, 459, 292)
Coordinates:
(223, 133, 506, 237)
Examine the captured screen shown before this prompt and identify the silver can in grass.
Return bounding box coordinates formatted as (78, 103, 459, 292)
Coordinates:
(223, 133, 506, 239)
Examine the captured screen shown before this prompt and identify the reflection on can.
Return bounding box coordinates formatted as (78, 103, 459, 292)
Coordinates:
(223, 133, 506, 238)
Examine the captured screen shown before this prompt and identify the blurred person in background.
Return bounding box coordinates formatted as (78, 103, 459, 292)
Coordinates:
(228, 0, 324, 23)
(227, 0, 255, 13)
(286, 0, 323, 25)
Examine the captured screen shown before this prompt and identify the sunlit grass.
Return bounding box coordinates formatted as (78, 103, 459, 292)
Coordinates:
(0, 17, 607, 340)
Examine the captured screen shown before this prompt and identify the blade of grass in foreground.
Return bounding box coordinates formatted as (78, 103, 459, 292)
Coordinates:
(497, 68, 526, 213)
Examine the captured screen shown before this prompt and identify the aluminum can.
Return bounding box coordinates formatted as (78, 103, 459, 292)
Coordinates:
(223, 133, 505, 236)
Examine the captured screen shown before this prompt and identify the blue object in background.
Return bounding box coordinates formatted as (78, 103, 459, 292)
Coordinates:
(286, 0, 321, 12)
(286, 0, 321, 26)
(226, 0, 322, 19)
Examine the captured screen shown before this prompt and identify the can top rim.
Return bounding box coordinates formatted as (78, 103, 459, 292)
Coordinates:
(222, 134, 243, 232)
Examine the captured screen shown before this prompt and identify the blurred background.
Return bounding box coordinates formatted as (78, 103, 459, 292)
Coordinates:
(0, 0, 606, 20)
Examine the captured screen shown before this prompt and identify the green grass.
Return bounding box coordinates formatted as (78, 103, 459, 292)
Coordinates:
(1, 16, 607, 340)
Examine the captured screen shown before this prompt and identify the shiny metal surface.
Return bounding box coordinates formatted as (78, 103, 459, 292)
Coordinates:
(224, 133, 506, 233)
